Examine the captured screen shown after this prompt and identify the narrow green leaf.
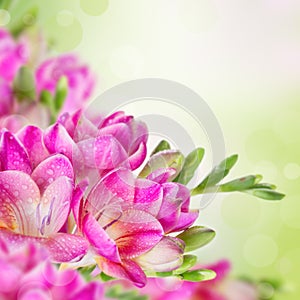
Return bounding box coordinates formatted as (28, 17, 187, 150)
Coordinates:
(176, 226, 216, 252)
(151, 140, 171, 156)
(54, 76, 68, 112)
(155, 271, 174, 278)
(218, 175, 258, 192)
(139, 150, 184, 180)
(13, 66, 36, 102)
(99, 272, 115, 282)
(178, 269, 216, 282)
(191, 154, 238, 195)
(173, 255, 198, 275)
(244, 189, 285, 200)
(174, 148, 205, 185)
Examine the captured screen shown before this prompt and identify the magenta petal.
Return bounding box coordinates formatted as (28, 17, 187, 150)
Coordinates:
(97, 257, 147, 288)
(100, 111, 131, 127)
(105, 209, 163, 258)
(44, 123, 75, 162)
(0, 131, 32, 174)
(0, 230, 88, 263)
(128, 141, 147, 170)
(100, 168, 135, 204)
(0, 171, 40, 235)
(17, 126, 49, 169)
(136, 236, 185, 272)
(38, 176, 73, 236)
(77, 135, 129, 170)
(170, 210, 199, 233)
(72, 180, 89, 225)
(42, 233, 89, 263)
(146, 168, 177, 184)
(31, 154, 74, 193)
(134, 178, 163, 215)
(82, 213, 121, 263)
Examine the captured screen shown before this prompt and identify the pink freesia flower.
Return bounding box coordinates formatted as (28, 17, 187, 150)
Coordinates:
(0, 128, 88, 262)
(74, 167, 196, 287)
(36, 54, 95, 113)
(44, 111, 148, 182)
(0, 28, 28, 82)
(0, 238, 104, 300)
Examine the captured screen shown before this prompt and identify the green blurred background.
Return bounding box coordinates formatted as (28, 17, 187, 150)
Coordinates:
(3, 0, 300, 299)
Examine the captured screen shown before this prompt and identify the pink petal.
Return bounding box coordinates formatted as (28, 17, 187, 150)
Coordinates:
(0, 230, 88, 263)
(44, 123, 76, 162)
(170, 210, 199, 233)
(100, 111, 132, 127)
(82, 213, 121, 263)
(96, 257, 147, 288)
(37, 176, 73, 236)
(127, 119, 148, 154)
(128, 141, 147, 170)
(0, 131, 32, 174)
(98, 168, 135, 205)
(31, 154, 74, 193)
(72, 180, 89, 225)
(105, 209, 163, 259)
(136, 237, 185, 272)
(17, 126, 49, 169)
(77, 135, 129, 170)
(0, 171, 40, 235)
(146, 168, 177, 184)
(134, 178, 163, 215)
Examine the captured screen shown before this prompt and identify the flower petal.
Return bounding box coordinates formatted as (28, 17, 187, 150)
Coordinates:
(136, 236, 185, 272)
(170, 210, 199, 233)
(44, 123, 76, 162)
(146, 168, 177, 184)
(82, 213, 121, 263)
(96, 257, 147, 288)
(31, 154, 74, 193)
(77, 135, 129, 170)
(128, 141, 147, 170)
(70, 282, 104, 300)
(38, 176, 73, 236)
(0, 130, 31, 174)
(0, 230, 88, 263)
(105, 209, 163, 258)
(17, 126, 49, 169)
(0, 171, 40, 235)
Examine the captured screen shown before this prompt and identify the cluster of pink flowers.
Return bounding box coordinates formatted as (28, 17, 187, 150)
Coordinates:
(0, 26, 283, 300)
(0, 27, 199, 290)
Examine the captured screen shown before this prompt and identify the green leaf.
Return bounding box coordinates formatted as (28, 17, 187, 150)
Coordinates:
(54, 76, 68, 112)
(174, 148, 205, 185)
(139, 150, 184, 180)
(178, 269, 216, 282)
(13, 66, 36, 102)
(176, 226, 216, 252)
(191, 154, 238, 195)
(218, 175, 258, 192)
(173, 255, 198, 275)
(244, 188, 285, 200)
(151, 140, 171, 156)
(155, 271, 174, 277)
(99, 272, 115, 282)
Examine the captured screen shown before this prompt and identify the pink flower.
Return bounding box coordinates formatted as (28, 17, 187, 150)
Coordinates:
(0, 238, 104, 300)
(44, 111, 148, 181)
(0, 128, 88, 262)
(36, 54, 95, 113)
(0, 28, 28, 82)
(75, 168, 191, 287)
